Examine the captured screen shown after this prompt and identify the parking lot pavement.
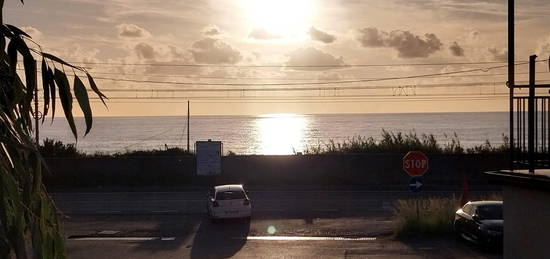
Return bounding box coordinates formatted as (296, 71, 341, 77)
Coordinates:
(62, 215, 502, 259)
(56, 189, 502, 258)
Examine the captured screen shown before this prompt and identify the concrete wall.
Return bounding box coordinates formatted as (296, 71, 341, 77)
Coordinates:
(504, 186, 550, 259)
(43, 153, 509, 188)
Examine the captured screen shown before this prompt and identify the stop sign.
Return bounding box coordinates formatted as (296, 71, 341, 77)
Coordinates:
(403, 151, 429, 176)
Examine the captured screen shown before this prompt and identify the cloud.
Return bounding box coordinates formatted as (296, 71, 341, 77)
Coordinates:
(357, 27, 386, 47)
(134, 42, 155, 59)
(537, 36, 550, 57)
(309, 27, 336, 43)
(449, 42, 465, 56)
(203, 25, 220, 36)
(20, 26, 42, 40)
(189, 37, 242, 64)
(286, 47, 345, 71)
(358, 27, 443, 58)
(249, 28, 282, 40)
(487, 47, 507, 62)
(116, 23, 151, 39)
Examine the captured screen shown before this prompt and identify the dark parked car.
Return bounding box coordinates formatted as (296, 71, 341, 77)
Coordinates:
(454, 201, 503, 246)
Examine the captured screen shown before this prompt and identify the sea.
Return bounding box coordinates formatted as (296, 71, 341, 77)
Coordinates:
(38, 112, 509, 155)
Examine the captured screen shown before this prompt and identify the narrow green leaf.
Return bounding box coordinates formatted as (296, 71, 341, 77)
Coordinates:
(23, 56, 36, 104)
(48, 67, 56, 124)
(54, 68, 78, 139)
(7, 39, 18, 79)
(42, 52, 81, 70)
(41, 59, 50, 123)
(0, 33, 5, 51)
(73, 75, 93, 135)
(5, 24, 31, 38)
(86, 73, 107, 106)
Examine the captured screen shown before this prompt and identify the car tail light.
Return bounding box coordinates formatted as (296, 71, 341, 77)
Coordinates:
(213, 201, 219, 207)
(243, 199, 250, 206)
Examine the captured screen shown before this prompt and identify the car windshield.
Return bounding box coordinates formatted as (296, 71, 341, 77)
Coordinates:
(476, 205, 503, 220)
(216, 190, 245, 200)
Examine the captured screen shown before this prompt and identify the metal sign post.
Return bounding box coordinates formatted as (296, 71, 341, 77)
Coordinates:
(403, 151, 429, 221)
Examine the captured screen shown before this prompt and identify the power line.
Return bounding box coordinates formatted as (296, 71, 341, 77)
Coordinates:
(79, 70, 550, 80)
(75, 62, 533, 86)
(93, 80, 550, 93)
(89, 96, 507, 104)
(63, 60, 509, 68)
(88, 92, 509, 100)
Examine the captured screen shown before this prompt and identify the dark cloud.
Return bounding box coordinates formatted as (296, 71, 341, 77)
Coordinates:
(449, 42, 465, 56)
(189, 37, 242, 64)
(117, 23, 151, 39)
(309, 27, 336, 43)
(358, 27, 443, 58)
(357, 27, 386, 47)
(134, 42, 155, 59)
(487, 47, 507, 62)
(249, 28, 282, 40)
(286, 47, 345, 71)
(204, 25, 220, 36)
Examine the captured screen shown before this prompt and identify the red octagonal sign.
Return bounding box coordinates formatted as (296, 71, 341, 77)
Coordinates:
(403, 151, 429, 177)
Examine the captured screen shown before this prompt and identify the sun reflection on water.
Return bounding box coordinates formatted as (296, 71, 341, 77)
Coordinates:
(256, 114, 308, 155)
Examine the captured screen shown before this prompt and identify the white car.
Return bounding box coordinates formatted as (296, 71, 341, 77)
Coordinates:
(207, 184, 251, 221)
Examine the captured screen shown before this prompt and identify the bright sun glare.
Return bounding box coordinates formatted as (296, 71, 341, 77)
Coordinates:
(244, 0, 314, 38)
(257, 114, 307, 155)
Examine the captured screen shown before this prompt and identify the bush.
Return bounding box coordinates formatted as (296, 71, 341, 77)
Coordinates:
(99, 146, 194, 158)
(39, 138, 83, 157)
(303, 130, 508, 155)
(393, 196, 461, 237)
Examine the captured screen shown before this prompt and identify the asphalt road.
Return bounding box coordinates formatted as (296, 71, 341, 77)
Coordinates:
(54, 189, 502, 258)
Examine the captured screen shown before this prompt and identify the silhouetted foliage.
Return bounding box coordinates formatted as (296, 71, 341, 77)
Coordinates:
(39, 138, 83, 157)
(0, 2, 105, 257)
(302, 130, 508, 155)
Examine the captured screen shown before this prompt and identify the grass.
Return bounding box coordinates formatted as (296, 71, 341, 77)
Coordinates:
(393, 196, 461, 237)
(303, 130, 509, 155)
(393, 192, 504, 237)
(39, 138, 193, 158)
(39, 130, 510, 157)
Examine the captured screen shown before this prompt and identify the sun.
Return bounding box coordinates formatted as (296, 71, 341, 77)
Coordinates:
(243, 0, 314, 39)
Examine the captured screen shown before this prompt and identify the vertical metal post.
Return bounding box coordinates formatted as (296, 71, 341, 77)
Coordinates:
(187, 100, 190, 152)
(528, 55, 537, 173)
(508, 0, 515, 170)
(416, 198, 419, 221)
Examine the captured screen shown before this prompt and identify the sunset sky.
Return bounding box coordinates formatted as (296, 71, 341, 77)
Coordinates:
(5, 0, 550, 116)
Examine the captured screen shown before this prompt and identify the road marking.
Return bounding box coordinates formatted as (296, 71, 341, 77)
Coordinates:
(239, 236, 376, 241)
(97, 230, 119, 235)
(68, 237, 176, 241)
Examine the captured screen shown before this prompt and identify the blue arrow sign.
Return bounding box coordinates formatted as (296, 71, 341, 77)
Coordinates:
(409, 176, 424, 193)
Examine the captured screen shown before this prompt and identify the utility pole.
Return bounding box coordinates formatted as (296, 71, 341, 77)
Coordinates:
(528, 55, 536, 173)
(34, 72, 39, 146)
(508, 0, 515, 170)
(187, 100, 190, 152)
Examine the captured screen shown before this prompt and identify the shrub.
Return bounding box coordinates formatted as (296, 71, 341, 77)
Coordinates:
(39, 138, 83, 157)
(303, 130, 508, 155)
(393, 196, 461, 237)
